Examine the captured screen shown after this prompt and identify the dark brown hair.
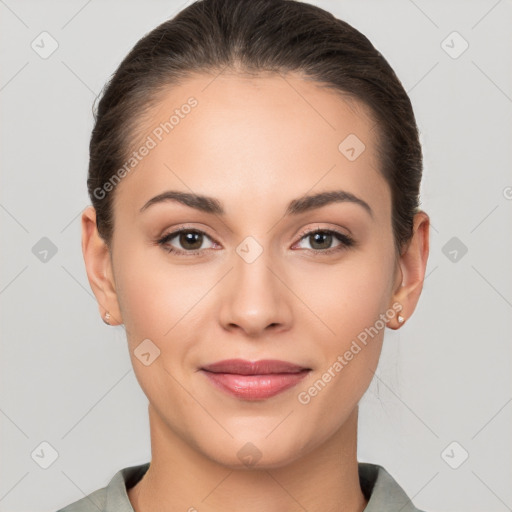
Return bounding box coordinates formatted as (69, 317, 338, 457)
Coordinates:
(88, 0, 422, 253)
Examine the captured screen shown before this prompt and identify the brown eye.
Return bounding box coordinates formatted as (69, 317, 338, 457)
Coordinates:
(177, 231, 204, 250)
(157, 229, 216, 255)
(308, 231, 333, 250)
(294, 229, 354, 254)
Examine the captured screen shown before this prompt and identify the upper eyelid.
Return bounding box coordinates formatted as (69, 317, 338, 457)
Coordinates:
(295, 224, 350, 239)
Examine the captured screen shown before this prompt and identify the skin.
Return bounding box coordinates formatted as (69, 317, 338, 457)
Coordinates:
(82, 72, 429, 512)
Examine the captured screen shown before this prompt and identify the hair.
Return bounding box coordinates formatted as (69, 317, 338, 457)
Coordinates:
(88, 0, 423, 254)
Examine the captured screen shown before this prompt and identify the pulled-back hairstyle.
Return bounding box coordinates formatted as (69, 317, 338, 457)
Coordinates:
(88, 0, 422, 254)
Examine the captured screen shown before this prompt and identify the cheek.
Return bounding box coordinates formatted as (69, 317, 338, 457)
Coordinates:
(294, 247, 394, 339)
(306, 279, 387, 383)
(112, 252, 207, 404)
(113, 247, 221, 366)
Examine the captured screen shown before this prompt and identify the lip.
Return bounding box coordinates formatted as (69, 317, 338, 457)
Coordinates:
(200, 359, 311, 400)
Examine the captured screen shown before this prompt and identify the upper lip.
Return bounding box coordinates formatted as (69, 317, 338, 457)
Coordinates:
(201, 359, 310, 375)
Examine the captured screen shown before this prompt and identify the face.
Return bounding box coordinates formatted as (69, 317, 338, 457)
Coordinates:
(92, 72, 407, 468)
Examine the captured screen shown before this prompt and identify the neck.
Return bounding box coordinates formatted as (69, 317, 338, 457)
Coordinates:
(128, 405, 367, 512)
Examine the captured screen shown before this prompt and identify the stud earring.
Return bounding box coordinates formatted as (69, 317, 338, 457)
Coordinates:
(398, 315, 405, 324)
(103, 312, 111, 325)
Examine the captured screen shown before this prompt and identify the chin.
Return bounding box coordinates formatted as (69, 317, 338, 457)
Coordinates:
(196, 431, 313, 471)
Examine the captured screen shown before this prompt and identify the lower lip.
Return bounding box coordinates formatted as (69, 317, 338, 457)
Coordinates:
(201, 370, 310, 400)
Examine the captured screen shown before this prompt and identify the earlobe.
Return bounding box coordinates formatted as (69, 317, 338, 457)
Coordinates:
(81, 206, 123, 326)
(388, 211, 430, 330)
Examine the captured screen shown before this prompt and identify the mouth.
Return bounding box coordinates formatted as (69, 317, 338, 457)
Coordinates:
(200, 359, 312, 400)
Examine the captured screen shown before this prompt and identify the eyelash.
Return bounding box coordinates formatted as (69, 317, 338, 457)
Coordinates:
(156, 225, 355, 257)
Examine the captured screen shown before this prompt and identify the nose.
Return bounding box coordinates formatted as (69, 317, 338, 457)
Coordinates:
(218, 247, 293, 338)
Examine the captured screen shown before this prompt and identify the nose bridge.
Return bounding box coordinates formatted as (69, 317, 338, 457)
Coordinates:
(218, 237, 291, 334)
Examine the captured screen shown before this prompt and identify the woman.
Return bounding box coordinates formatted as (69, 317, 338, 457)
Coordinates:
(58, 0, 429, 510)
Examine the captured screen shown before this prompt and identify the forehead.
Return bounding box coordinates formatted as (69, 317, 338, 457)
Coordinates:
(113, 72, 389, 223)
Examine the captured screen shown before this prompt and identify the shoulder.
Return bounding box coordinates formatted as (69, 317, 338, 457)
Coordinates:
(358, 462, 427, 512)
(56, 487, 107, 512)
(55, 462, 150, 512)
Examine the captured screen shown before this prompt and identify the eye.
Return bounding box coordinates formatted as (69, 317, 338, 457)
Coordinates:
(156, 226, 355, 257)
(293, 227, 355, 254)
(156, 228, 217, 255)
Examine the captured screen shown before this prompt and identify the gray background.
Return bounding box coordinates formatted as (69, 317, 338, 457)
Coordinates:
(1, 1, 511, 511)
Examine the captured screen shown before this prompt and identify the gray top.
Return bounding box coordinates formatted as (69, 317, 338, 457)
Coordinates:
(56, 461, 425, 512)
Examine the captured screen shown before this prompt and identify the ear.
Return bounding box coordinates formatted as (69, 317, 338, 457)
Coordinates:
(388, 210, 430, 329)
(81, 206, 123, 326)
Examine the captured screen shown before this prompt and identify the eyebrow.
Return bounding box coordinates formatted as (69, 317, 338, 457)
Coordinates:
(139, 189, 373, 218)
